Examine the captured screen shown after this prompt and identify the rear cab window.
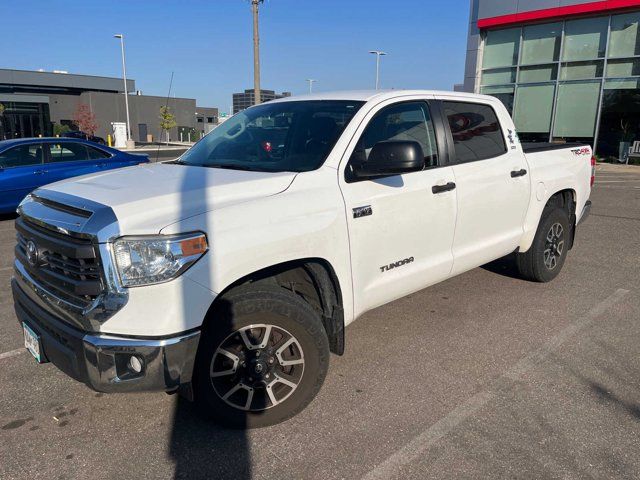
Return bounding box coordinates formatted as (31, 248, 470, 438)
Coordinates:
(442, 101, 507, 162)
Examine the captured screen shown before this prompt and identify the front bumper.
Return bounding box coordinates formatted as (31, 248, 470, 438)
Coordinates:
(12, 277, 200, 393)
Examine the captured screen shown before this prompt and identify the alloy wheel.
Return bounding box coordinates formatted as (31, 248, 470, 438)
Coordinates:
(209, 324, 305, 412)
(543, 222, 565, 270)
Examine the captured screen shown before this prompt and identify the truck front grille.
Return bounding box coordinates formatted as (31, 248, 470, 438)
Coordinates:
(15, 216, 104, 308)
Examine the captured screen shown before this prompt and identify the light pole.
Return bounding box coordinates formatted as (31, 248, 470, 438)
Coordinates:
(369, 50, 387, 90)
(114, 34, 133, 148)
(251, 0, 264, 106)
(306, 79, 317, 94)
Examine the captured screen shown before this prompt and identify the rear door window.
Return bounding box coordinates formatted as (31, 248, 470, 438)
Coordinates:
(442, 101, 507, 162)
(0, 144, 45, 168)
(47, 142, 90, 163)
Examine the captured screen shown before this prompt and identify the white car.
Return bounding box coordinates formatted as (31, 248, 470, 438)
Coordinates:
(12, 90, 593, 427)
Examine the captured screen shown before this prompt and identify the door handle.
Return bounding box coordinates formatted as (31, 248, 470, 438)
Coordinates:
(510, 168, 527, 178)
(432, 182, 456, 194)
(33, 169, 48, 175)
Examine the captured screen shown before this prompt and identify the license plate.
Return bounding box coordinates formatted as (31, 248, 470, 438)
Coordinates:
(23, 323, 42, 363)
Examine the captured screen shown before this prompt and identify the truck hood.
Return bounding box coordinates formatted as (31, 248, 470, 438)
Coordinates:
(41, 163, 297, 234)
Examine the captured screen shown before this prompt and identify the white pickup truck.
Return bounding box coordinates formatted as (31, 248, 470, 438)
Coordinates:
(12, 90, 593, 427)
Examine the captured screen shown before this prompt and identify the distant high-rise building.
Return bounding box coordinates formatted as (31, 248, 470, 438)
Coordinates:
(232, 89, 291, 114)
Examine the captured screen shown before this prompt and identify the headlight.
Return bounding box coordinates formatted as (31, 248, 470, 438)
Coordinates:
(113, 233, 208, 287)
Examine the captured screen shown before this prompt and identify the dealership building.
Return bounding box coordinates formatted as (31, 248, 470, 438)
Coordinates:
(0, 68, 218, 143)
(462, 0, 640, 158)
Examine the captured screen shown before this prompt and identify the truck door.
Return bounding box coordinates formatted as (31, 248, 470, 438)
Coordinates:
(339, 99, 457, 318)
(439, 99, 530, 275)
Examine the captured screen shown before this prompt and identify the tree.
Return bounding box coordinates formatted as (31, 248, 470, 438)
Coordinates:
(72, 103, 98, 136)
(159, 105, 177, 144)
(53, 123, 71, 137)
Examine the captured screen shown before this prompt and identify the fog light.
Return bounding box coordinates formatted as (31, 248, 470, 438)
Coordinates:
(128, 355, 143, 373)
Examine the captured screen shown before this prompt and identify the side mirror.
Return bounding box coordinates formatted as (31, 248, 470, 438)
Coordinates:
(353, 141, 425, 179)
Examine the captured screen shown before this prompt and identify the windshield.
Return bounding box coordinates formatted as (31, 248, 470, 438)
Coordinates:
(178, 100, 364, 172)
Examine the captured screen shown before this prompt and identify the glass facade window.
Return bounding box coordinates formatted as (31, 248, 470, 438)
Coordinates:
(0, 102, 51, 140)
(478, 11, 640, 157)
(606, 58, 640, 77)
(560, 60, 604, 80)
(563, 17, 608, 61)
(521, 22, 562, 65)
(598, 79, 640, 158)
(518, 64, 557, 83)
(482, 28, 520, 69)
(480, 86, 515, 114)
(553, 81, 601, 140)
(609, 12, 640, 58)
(513, 84, 555, 142)
(480, 67, 516, 86)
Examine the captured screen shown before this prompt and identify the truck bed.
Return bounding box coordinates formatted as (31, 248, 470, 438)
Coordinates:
(521, 142, 587, 154)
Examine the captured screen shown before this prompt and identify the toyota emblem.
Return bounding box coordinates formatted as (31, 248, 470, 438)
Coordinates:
(25, 240, 39, 267)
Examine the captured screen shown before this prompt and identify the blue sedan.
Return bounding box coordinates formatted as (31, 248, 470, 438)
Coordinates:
(0, 137, 149, 214)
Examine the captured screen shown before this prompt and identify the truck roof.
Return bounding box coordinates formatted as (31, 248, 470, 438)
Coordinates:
(268, 89, 494, 104)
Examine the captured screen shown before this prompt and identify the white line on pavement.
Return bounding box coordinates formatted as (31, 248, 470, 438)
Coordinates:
(361, 288, 630, 480)
(0, 348, 26, 361)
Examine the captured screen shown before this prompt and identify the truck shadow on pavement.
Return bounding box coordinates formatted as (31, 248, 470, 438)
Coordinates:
(170, 162, 255, 480)
(481, 253, 522, 280)
(169, 396, 252, 480)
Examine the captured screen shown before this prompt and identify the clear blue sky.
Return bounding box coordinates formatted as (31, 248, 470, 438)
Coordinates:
(6, 0, 470, 114)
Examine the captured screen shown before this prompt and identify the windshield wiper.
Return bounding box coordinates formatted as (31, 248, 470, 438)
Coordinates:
(207, 163, 258, 171)
(165, 159, 187, 165)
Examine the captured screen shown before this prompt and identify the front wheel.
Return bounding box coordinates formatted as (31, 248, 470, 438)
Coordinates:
(193, 285, 329, 428)
(516, 207, 571, 282)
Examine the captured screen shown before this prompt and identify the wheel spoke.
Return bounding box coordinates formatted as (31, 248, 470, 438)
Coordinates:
(222, 382, 243, 400)
(257, 324, 272, 349)
(273, 373, 298, 389)
(266, 381, 279, 407)
(275, 337, 304, 366)
(211, 348, 240, 377)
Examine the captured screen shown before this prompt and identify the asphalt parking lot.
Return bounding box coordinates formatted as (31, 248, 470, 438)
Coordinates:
(1, 163, 639, 480)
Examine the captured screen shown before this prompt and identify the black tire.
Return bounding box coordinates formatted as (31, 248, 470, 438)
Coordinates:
(193, 285, 330, 428)
(516, 207, 571, 282)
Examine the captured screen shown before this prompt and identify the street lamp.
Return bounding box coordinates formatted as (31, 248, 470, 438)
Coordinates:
(114, 34, 133, 148)
(306, 79, 317, 94)
(369, 50, 387, 90)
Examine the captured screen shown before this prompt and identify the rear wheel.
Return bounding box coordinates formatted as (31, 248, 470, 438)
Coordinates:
(193, 285, 329, 428)
(516, 207, 570, 282)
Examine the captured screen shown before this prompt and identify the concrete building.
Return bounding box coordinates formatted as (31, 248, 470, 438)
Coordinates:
(232, 89, 292, 114)
(0, 69, 218, 143)
(462, 0, 640, 159)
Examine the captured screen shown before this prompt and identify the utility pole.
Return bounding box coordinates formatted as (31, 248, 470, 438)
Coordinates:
(114, 34, 133, 148)
(251, 0, 263, 106)
(369, 50, 387, 90)
(306, 79, 317, 94)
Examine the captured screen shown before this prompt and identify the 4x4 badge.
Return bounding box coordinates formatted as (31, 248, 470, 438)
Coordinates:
(353, 205, 373, 218)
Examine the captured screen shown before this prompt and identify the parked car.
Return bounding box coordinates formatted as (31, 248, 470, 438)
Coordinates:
(12, 90, 593, 428)
(61, 130, 106, 144)
(0, 137, 148, 213)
